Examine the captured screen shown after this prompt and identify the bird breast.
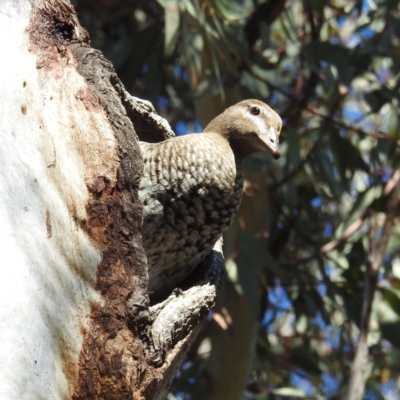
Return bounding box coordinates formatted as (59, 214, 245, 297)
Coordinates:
(139, 133, 244, 296)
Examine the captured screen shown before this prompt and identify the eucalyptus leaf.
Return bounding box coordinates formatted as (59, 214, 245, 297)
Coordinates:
(314, 149, 344, 199)
(381, 288, 400, 318)
(305, 42, 351, 82)
(364, 89, 390, 113)
(342, 185, 382, 229)
(164, 0, 180, 56)
(387, 109, 400, 138)
(272, 387, 306, 397)
(380, 321, 400, 348)
(330, 128, 369, 173)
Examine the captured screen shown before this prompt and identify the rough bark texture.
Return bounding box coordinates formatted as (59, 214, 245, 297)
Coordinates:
(68, 46, 150, 400)
(150, 239, 225, 365)
(16, 1, 224, 399)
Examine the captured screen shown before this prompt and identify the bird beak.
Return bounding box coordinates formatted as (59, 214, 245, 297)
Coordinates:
(259, 127, 280, 159)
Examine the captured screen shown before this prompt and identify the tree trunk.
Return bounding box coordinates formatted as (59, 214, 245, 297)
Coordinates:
(0, 1, 222, 399)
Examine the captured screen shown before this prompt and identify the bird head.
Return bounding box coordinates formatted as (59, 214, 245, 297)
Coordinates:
(203, 100, 281, 160)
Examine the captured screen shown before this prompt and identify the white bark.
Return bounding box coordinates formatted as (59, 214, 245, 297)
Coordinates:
(0, 1, 115, 398)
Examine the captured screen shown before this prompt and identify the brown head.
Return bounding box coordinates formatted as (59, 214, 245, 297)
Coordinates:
(203, 99, 281, 160)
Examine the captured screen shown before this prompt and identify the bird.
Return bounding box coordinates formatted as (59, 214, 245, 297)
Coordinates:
(139, 99, 281, 299)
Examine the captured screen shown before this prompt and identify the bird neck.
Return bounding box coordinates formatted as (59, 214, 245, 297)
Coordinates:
(203, 119, 258, 161)
(202, 131, 245, 164)
(227, 133, 258, 161)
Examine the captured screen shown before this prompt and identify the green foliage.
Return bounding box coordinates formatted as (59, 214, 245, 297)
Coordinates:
(73, 0, 400, 398)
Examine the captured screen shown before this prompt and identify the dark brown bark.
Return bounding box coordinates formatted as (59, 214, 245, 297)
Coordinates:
(69, 46, 150, 400)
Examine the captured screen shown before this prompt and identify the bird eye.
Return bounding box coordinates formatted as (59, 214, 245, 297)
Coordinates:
(250, 106, 260, 115)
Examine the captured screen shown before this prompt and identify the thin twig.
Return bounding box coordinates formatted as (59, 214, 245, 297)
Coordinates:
(321, 216, 366, 253)
(260, 76, 398, 143)
(306, 105, 396, 142)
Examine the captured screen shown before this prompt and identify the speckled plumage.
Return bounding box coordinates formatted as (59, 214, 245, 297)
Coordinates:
(139, 100, 281, 297)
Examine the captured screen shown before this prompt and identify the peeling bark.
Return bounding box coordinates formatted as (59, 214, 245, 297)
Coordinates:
(150, 239, 225, 365)
(0, 0, 223, 399)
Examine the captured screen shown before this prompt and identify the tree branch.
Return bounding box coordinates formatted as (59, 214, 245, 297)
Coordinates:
(149, 239, 225, 365)
(346, 170, 400, 400)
